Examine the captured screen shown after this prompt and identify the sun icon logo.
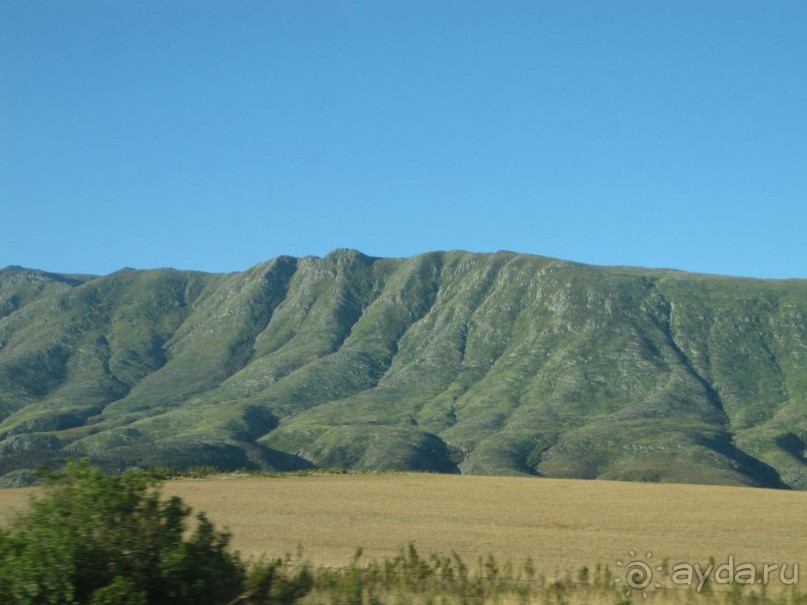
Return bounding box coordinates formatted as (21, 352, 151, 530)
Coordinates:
(614, 550, 663, 599)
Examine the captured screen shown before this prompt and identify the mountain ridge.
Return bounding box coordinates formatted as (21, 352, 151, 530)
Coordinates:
(1, 250, 805, 489)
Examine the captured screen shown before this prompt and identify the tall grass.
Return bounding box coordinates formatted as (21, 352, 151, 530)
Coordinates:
(260, 544, 806, 605)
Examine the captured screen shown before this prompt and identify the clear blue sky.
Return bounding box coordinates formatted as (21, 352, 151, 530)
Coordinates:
(2, 1, 805, 278)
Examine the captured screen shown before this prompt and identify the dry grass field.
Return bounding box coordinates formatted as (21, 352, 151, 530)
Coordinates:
(0, 473, 807, 605)
(180, 473, 807, 573)
(1, 472, 805, 588)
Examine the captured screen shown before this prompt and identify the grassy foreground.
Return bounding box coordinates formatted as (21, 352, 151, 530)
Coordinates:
(1, 472, 805, 603)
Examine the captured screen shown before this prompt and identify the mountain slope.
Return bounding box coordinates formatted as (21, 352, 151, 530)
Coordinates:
(0, 251, 805, 488)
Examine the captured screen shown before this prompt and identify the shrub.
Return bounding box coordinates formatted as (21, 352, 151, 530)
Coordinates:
(0, 460, 309, 605)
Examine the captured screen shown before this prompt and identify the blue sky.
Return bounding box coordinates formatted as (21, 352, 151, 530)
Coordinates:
(2, 1, 805, 278)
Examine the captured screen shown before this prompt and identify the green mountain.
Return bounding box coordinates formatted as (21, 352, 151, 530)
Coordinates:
(1, 251, 805, 488)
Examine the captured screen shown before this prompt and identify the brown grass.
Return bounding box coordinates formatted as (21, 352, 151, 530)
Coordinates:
(1, 472, 805, 581)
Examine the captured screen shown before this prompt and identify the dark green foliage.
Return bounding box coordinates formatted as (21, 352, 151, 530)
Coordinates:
(242, 558, 313, 605)
(0, 461, 311, 605)
(1, 251, 806, 488)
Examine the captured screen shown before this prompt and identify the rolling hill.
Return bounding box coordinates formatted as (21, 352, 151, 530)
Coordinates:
(1, 250, 805, 488)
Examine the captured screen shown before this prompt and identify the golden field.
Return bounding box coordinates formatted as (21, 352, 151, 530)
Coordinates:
(2, 472, 805, 579)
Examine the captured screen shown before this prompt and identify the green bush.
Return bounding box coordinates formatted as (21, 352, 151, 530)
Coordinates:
(0, 461, 310, 605)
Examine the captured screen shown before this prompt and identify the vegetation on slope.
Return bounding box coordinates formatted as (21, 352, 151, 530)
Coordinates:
(0, 251, 805, 488)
